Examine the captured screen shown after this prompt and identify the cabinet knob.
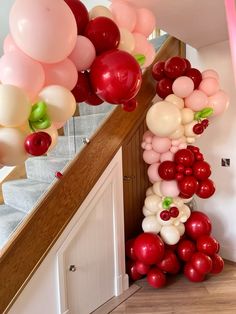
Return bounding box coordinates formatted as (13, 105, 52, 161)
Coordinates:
(69, 265, 77, 272)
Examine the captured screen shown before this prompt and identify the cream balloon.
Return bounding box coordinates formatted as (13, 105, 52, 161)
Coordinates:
(165, 94, 184, 109)
(181, 108, 194, 125)
(42, 125, 58, 151)
(186, 137, 196, 144)
(184, 121, 198, 137)
(142, 216, 161, 233)
(144, 195, 162, 212)
(175, 223, 185, 236)
(39, 85, 76, 122)
(118, 28, 135, 53)
(0, 127, 28, 166)
(0, 85, 31, 127)
(146, 186, 154, 196)
(169, 125, 184, 140)
(152, 181, 163, 197)
(143, 206, 153, 217)
(89, 5, 113, 20)
(160, 225, 180, 245)
(146, 101, 182, 137)
(179, 204, 191, 223)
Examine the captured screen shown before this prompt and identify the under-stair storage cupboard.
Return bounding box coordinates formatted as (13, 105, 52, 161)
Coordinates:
(8, 149, 128, 314)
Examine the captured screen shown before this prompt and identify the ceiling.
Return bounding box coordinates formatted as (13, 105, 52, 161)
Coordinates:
(126, 0, 229, 48)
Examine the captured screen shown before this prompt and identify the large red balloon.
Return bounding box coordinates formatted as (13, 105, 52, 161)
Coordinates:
(191, 252, 213, 274)
(164, 56, 187, 79)
(134, 233, 165, 265)
(90, 50, 142, 104)
(84, 17, 120, 54)
(178, 176, 198, 198)
(152, 61, 165, 81)
(184, 262, 205, 282)
(147, 268, 166, 288)
(193, 161, 211, 181)
(197, 235, 219, 256)
(125, 239, 137, 261)
(157, 249, 180, 274)
(177, 239, 196, 262)
(174, 149, 195, 167)
(185, 68, 202, 89)
(71, 71, 90, 102)
(24, 132, 52, 156)
(65, 0, 89, 34)
(196, 179, 215, 199)
(158, 161, 176, 181)
(156, 78, 173, 99)
(135, 260, 150, 275)
(210, 254, 224, 274)
(126, 260, 143, 281)
(185, 211, 212, 240)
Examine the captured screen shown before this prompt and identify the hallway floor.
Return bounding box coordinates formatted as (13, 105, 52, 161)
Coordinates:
(111, 262, 236, 314)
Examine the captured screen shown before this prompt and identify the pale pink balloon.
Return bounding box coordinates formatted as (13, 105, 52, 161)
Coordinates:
(207, 90, 229, 116)
(9, 0, 77, 63)
(202, 69, 219, 81)
(170, 146, 179, 153)
(160, 151, 174, 162)
(133, 32, 150, 55)
(53, 121, 66, 130)
(185, 90, 208, 111)
(145, 144, 153, 151)
(142, 130, 154, 143)
(110, 0, 137, 32)
(133, 8, 156, 37)
(69, 36, 96, 72)
(0, 51, 45, 101)
(178, 143, 187, 149)
(199, 77, 220, 96)
(148, 163, 162, 182)
(172, 76, 194, 98)
(152, 136, 172, 153)
(3, 34, 20, 53)
(143, 150, 160, 164)
(172, 139, 182, 146)
(160, 180, 180, 197)
(43, 58, 78, 91)
(143, 43, 156, 68)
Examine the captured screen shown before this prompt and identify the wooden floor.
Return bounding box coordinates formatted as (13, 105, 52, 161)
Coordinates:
(111, 262, 236, 314)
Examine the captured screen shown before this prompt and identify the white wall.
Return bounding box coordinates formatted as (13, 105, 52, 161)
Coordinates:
(187, 41, 236, 262)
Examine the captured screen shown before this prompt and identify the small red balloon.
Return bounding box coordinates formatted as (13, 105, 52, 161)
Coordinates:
(184, 262, 205, 282)
(157, 249, 180, 274)
(191, 252, 213, 274)
(178, 176, 198, 198)
(164, 56, 187, 79)
(126, 260, 143, 281)
(193, 161, 211, 181)
(135, 260, 150, 275)
(125, 239, 137, 261)
(197, 235, 220, 256)
(185, 68, 202, 89)
(210, 254, 224, 274)
(177, 239, 196, 262)
(134, 233, 165, 265)
(156, 78, 173, 99)
(174, 149, 195, 167)
(196, 179, 215, 199)
(158, 161, 176, 181)
(65, 0, 89, 34)
(121, 98, 138, 112)
(152, 61, 165, 81)
(24, 132, 52, 156)
(185, 211, 212, 240)
(71, 71, 90, 102)
(147, 267, 166, 288)
(84, 17, 120, 54)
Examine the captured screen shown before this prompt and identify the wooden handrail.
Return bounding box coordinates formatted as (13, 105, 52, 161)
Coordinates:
(0, 36, 182, 313)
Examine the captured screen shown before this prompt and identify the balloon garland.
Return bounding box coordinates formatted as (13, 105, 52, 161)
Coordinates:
(0, 0, 157, 166)
(126, 56, 229, 287)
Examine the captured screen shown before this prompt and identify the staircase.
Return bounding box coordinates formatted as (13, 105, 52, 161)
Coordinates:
(0, 103, 114, 248)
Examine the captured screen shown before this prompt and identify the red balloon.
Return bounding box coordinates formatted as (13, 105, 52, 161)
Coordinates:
(126, 260, 143, 281)
(184, 262, 205, 282)
(90, 50, 142, 104)
(174, 149, 195, 167)
(71, 71, 90, 102)
(191, 252, 212, 274)
(196, 179, 215, 199)
(197, 235, 219, 256)
(183, 58, 191, 71)
(158, 161, 176, 180)
(177, 239, 196, 262)
(185, 68, 202, 89)
(178, 176, 198, 198)
(157, 249, 180, 274)
(210, 254, 224, 274)
(193, 161, 211, 181)
(152, 61, 165, 81)
(65, 0, 89, 34)
(84, 17, 120, 54)
(135, 260, 150, 275)
(125, 239, 137, 261)
(185, 211, 212, 240)
(134, 233, 165, 265)
(24, 132, 52, 156)
(164, 56, 187, 79)
(156, 78, 173, 99)
(85, 90, 104, 106)
(147, 268, 166, 288)
(121, 98, 138, 112)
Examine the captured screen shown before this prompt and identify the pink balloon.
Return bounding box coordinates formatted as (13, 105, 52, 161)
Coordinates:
(9, 0, 77, 63)
(147, 163, 162, 182)
(170, 146, 179, 153)
(207, 90, 229, 116)
(133, 32, 150, 54)
(143, 43, 156, 68)
(160, 151, 174, 162)
(134, 8, 156, 37)
(69, 36, 96, 72)
(0, 51, 45, 101)
(172, 76, 194, 98)
(143, 150, 160, 164)
(152, 136, 172, 153)
(198, 77, 220, 96)
(178, 143, 187, 149)
(185, 90, 208, 111)
(53, 121, 66, 129)
(142, 130, 154, 143)
(110, 0, 137, 32)
(43, 58, 78, 91)
(202, 69, 219, 81)
(160, 180, 180, 197)
(3, 34, 20, 53)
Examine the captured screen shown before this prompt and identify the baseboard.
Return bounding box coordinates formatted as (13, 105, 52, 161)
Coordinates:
(220, 245, 236, 263)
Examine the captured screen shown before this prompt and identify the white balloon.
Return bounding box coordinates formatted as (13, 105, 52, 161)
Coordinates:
(181, 108, 194, 125)
(165, 94, 184, 109)
(179, 204, 191, 223)
(160, 225, 180, 245)
(142, 216, 161, 233)
(169, 125, 184, 140)
(142, 206, 153, 217)
(144, 195, 161, 212)
(184, 121, 198, 137)
(118, 28, 135, 53)
(42, 125, 58, 151)
(175, 223, 185, 236)
(152, 181, 163, 197)
(89, 5, 113, 20)
(146, 186, 154, 196)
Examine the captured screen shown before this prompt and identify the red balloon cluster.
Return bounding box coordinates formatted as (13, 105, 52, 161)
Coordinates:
(158, 145, 215, 199)
(126, 211, 224, 288)
(152, 56, 202, 99)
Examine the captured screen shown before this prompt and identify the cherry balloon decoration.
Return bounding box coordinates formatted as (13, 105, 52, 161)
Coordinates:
(24, 132, 52, 156)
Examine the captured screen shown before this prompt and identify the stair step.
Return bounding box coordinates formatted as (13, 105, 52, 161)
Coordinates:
(64, 113, 109, 136)
(2, 179, 50, 213)
(78, 102, 114, 116)
(0, 204, 27, 248)
(47, 135, 86, 157)
(25, 156, 69, 183)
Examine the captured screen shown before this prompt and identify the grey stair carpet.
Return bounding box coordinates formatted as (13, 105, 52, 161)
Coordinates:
(78, 102, 114, 116)
(25, 156, 69, 183)
(0, 205, 27, 248)
(2, 179, 50, 213)
(47, 135, 86, 157)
